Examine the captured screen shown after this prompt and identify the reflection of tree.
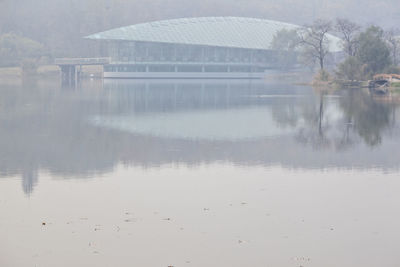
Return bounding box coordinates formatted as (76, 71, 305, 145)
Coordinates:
(339, 89, 396, 147)
(295, 92, 331, 149)
(274, 88, 398, 149)
(318, 93, 324, 137)
(337, 89, 356, 150)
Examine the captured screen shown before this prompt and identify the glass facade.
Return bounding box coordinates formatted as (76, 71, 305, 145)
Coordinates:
(107, 41, 277, 66)
(102, 41, 279, 73)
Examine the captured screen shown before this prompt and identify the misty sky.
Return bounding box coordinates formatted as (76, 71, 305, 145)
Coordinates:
(0, 0, 399, 56)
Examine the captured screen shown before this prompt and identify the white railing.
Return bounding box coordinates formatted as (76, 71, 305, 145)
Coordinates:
(55, 57, 111, 65)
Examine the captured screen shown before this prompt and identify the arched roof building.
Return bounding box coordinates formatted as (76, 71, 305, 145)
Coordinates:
(85, 17, 342, 78)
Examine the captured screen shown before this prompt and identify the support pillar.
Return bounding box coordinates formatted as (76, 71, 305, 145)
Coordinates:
(60, 65, 77, 87)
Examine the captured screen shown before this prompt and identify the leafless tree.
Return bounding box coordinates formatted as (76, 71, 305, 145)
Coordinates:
(298, 19, 333, 70)
(385, 29, 400, 66)
(335, 18, 361, 57)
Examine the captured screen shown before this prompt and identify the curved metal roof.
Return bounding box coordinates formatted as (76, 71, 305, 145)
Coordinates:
(86, 17, 342, 52)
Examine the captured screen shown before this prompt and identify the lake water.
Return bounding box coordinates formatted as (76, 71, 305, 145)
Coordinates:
(1, 78, 400, 267)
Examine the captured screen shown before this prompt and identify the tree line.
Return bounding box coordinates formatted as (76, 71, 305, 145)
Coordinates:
(272, 18, 400, 80)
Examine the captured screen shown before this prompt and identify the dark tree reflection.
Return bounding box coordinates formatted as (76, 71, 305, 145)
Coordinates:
(273, 88, 398, 150)
(339, 89, 397, 147)
(293, 92, 331, 150)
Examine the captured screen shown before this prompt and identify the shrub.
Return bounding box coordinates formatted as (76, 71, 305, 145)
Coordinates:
(335, 56, 363, 81)
(21, 58, 38, 76)
(0, 33, 45, 67)
(313, 69, 332, 83)
(391, 82, 400, 88)
(383, 65, 400, 75)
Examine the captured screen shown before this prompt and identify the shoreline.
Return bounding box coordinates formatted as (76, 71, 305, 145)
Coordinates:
(0, 65, 103, 80)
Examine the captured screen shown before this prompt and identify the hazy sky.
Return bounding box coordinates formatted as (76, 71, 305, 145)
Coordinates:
(1, 0, 399, 56)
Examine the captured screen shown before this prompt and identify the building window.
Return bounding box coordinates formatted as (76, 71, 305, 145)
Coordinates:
(176, 65, 202, 72)
(136, 65, 146, 72)
(204, 65, 228, 72)
(148, 65, 175, 72)
(230, 66, 251, 72)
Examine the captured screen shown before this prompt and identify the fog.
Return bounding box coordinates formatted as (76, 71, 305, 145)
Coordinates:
(0, 0, 399, 57)
(3, 2, 400, 266)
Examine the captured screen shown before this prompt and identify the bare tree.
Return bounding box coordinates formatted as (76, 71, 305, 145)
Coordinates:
(335, 18, 361, 57)
(298, 19, 333, 70)
(385, 29, 400, 66)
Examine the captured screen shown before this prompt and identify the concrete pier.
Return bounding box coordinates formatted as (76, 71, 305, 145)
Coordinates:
(55, 58, 110, 87)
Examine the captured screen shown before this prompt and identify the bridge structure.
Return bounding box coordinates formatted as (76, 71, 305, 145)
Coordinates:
(55, 58, 110, 86)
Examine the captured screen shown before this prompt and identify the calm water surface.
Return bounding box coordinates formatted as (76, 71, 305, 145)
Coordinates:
(1, 78, 400, 267)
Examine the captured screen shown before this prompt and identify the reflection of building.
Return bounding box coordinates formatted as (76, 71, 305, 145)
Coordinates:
(22, 168, 38, 195)
(86, 17, 342, 78)
(1, 79, 399, 195)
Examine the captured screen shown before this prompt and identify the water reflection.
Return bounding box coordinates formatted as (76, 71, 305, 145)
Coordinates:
(339, 89, 396, 146)
(0, 79, 399, 194)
